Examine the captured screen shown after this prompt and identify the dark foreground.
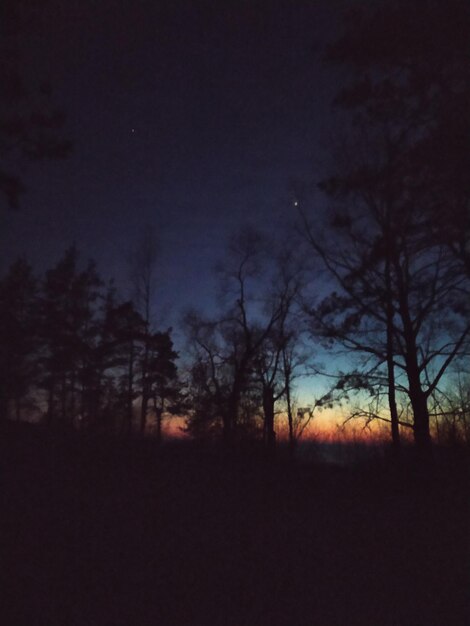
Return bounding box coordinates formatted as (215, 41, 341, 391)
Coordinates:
(2, 423, 469, 626)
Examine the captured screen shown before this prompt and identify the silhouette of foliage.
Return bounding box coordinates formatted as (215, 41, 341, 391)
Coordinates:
(0, 0, 71, 209)
(185, 229, 306, 449)
(0, 258, 38, 420)
(0, 247, 181, 438)
(303, 0, 470, 451)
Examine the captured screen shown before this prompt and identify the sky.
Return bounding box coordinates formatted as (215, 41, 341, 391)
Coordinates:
(2, 0, 351, 326)
(1, 0, 365, 421)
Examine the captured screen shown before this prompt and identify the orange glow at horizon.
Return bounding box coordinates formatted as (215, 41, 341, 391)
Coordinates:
(159, 409, 399, 444)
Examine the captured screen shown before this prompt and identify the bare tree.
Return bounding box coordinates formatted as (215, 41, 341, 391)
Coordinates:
(128, 227, 159, 434)
(299, 0, 470, 451)
(185, 228, 304, 447)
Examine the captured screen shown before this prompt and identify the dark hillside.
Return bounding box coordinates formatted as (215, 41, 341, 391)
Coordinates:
(2, 422, 469, 626)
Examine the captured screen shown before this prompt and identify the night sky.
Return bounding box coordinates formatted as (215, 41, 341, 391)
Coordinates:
(3, 0, 348, 325)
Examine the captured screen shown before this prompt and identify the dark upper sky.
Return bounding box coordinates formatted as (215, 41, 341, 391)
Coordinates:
(3, 0, 349, 325)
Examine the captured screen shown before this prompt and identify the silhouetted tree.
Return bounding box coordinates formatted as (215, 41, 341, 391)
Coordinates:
(78, 282, 118, 431)
(104, 300, 145, 436)
(254, 255, 303, 453)
(304, 0, 470, 451)
(0, 247, 180, 440)
(329, 0, 470, 280)
(39, 247, 102, 425)
(0, 258, 38, 420)
(146, 330, 180, 443)
(0, 0, 71, 209)
(185, 313, 237, 440)
(185, 229, 303, 446)
(128, 227, 160, 434)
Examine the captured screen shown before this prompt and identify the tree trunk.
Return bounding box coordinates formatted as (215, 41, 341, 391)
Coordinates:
(225, 376, 243, 444)
(140, 335, 150, 434)
(282, 349, 296, 460)
(387, 357, 401, 454)
(392, 254, 431, 450)
(140, 381, 149, 435)
(384, 247, 400, 453)
(262, 386, 276, 453)
(126, 341, 135, 436)
(409, 379, 431, 450)
(402, 336, 431, 450)
(155, 406, 163, 445)
(386, 354, 401, 452)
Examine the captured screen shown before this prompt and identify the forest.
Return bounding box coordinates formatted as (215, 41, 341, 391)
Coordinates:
(2, 1, 470, 625)
(1, 0, 469, 455)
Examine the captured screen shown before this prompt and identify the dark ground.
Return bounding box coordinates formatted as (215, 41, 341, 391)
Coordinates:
(2, 422, 469, 626)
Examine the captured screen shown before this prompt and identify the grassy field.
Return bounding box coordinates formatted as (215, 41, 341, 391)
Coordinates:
(2, 422, 469, 626)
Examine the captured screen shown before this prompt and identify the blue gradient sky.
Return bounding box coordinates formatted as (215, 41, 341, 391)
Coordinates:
(2, 0, 359, 416)
(3, 0, 349, 307)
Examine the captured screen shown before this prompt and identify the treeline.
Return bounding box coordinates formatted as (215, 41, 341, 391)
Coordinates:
(183, 231, 311, 454)
(0, 239, 314, 453)
(299, 0, 470, 452)
(2, 0, 470, 455)
(0, 247, 181, 439)
(184, 0, 470, 454)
